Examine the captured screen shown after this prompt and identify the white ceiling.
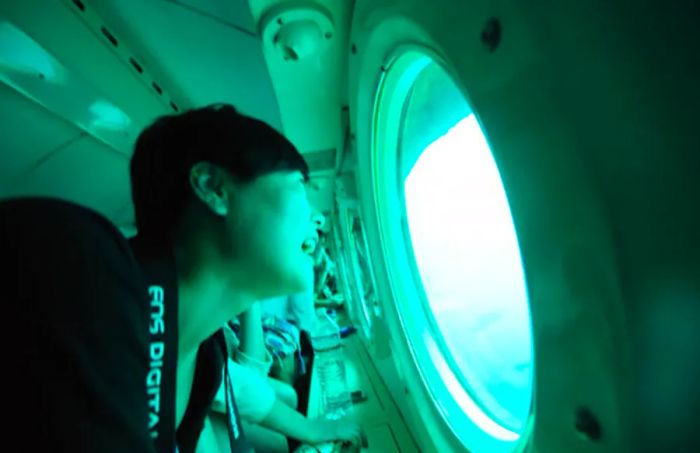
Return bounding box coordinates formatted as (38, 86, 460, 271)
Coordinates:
(0, 0, 346, 232)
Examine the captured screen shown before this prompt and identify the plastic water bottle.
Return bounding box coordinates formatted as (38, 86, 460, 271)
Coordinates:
(311, 310, 352, 416)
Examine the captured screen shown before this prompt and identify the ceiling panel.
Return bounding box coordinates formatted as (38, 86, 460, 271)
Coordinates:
(166, 0, 257, 32)
(10, 134, 131, 222)
(87, 0, 283, 129)
(0, 83, 83, 194)
(1, 0, 171, 137)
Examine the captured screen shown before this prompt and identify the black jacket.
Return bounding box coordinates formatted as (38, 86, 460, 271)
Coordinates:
(1, 198, 248, 452)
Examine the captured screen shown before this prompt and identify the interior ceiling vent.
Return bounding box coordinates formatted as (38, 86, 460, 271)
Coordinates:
(259, 2, 334, 62)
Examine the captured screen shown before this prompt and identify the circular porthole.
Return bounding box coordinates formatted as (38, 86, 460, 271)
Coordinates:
(371, 48, 535, 451)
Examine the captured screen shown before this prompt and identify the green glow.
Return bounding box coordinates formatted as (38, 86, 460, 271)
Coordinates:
(88, 100, 131, 130)
(0, 21, 61, 82)
(0, 21, 135, 152)
(403, 112, 534, 432)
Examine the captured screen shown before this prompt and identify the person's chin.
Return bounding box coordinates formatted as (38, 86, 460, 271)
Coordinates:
(289, 266, 314, 293)
(292, 275, 313, 293)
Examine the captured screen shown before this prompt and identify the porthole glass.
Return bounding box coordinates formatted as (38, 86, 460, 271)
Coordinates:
(372, 49, 534, 446)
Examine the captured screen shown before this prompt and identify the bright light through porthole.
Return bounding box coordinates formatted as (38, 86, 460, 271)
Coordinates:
(403, 114, 533, 432)
(371, 50, 535, 449)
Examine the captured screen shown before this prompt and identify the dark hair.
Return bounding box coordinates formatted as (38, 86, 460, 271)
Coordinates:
(130, 104, 308, 238)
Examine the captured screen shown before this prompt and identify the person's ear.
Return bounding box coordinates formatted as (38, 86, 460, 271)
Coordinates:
(189, 162, 229, 217)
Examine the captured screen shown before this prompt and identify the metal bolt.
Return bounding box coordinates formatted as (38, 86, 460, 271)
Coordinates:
(575, 407, 602, 442)
(481, 17, 502, 52)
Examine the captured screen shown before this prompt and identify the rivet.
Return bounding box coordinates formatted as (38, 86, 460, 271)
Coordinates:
(575, 407, 602, 442)
(481, 17, 501, 52)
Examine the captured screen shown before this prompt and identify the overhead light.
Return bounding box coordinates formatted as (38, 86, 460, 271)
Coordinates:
(87, 100, 131, 130)
(0, 21, 63, 83)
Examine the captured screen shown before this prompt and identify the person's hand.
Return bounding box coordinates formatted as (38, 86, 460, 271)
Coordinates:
(314, 417, 366, 446)
(330, 417, 363, 443)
